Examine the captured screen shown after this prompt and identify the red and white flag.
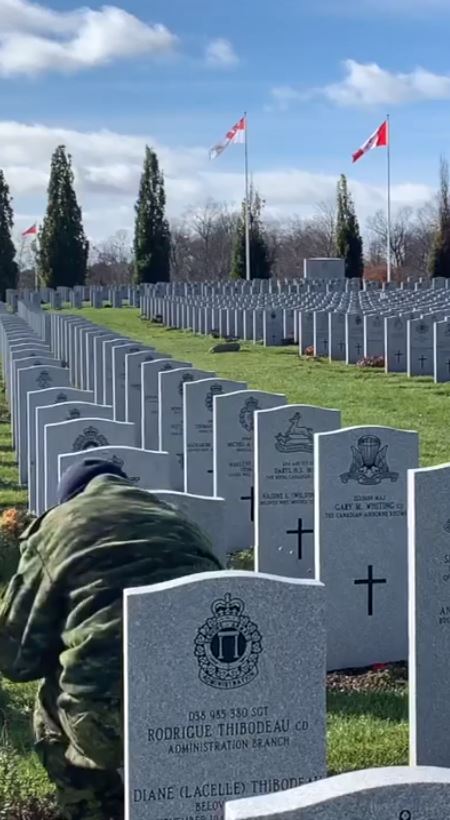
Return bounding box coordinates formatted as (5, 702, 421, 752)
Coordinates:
(22, 223, 38, 237)
(209, 116, 246, 160)
(352, 120, 388, 163)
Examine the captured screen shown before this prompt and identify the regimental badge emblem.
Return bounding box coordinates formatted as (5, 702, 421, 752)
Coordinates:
(275, 413, 313, 453)
(162, 363, 173, 372)
(67, 408, 81, 420)
(355, 316, 362, 325)
(36, 370, 52, 389)
(108, 454, 139, 484)
(416, 322, 428, 335)
(239, 397, 260, 432)
(394, 318, 403, 329)
(178, 372, 196, 396)
(340, 435, 399, 486)
(194, 593, 262, 690)
(205, 383, 224, 412)
(55, 393, 68, 403)
(72, 426, 109, 451)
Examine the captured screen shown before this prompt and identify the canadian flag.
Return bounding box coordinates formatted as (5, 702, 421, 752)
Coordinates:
(22, 223, 38, 237)
(352, 120, 389, 163)
(209, 116, 246, 160)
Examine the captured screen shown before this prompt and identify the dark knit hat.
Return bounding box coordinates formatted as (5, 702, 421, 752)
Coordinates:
(56, 457, 128, 505)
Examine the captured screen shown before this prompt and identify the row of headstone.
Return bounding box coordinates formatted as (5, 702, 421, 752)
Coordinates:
(107, 274, 450, 381)
(4, 300, 450, 820)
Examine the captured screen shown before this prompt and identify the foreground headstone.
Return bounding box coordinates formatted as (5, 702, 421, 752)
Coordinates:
(409, 462, 450, 767)
(125, 571, 326, 820)
(255, 405, 340, 580)
(225, 766, 450, 819)
(315, 425, 419, 670)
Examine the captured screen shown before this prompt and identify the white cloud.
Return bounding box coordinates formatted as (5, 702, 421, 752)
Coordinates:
(205, 38, 239, 68)
(322, 60, 450, 107)
(270, 85, 303, 110)
(0, 119, 432, 240)
(0, 0, 177, 76)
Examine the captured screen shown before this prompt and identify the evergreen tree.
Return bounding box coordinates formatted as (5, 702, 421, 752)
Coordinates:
(335, 174, 364, 279)
(429, 157, 450, 278)
(134, 146, 171, 283)
(0, 170, 18, 300)
(38, 146, 88, 288)
(231, 187, 271, 279)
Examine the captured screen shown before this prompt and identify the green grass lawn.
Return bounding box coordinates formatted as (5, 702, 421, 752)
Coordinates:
(74, 305, 450, 466)
(1, 304, 430, 811)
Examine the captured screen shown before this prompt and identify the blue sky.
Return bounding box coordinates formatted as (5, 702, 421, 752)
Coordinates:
(1, 0, 450, 240)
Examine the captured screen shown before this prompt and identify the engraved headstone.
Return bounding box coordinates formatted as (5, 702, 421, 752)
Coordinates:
(214, 391, 286, 552)
(158, 368, 215, 490)
(16, 364, 69, 474)
(125, 571, 326, 820)
(409, 462, 450, 767)
(315, 425, 419, 670)
(37, 402, 114, 515)
(44, 417, 136, 511)
(255, 405, 340, 579)
(58, 445, 171, 493)
(141, 359, 191, 451)
(125, 350, 171, 446)
(27, 387, 93, 513)
(184, 378, 247, 496)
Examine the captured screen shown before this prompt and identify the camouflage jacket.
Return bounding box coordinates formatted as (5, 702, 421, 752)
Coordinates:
(0, 475, 221, 767)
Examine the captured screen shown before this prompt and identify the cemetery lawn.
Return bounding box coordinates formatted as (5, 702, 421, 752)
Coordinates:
(76, 306, 450, 466)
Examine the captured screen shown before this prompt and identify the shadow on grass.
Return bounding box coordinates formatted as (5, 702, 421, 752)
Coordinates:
(328, 689, 407, 723)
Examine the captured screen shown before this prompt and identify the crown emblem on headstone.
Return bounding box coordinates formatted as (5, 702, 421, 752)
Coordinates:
(194, 593, 262, 690)
(55, 393, 68, 403)
(67, 408, 81, 419)
(72, 426, 109, 452)
(178, 372, 196, 396)
(239, 397, 259, 432)
(394, 318, 403, 329)
(340, 436, 399, 486)
(36, 370, 52, 389)
(275, 413, 313, 453)
(416, 322, 428, 334)
(205, 383, 224, 412)
(355, 316, 362, 325)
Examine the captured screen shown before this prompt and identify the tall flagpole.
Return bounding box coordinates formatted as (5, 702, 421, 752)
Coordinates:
(386, 113, 392, 283)
(244, 112, 251, 282)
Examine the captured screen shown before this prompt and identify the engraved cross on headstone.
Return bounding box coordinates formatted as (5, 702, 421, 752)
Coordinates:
(354, 564, 387, 616)
(419, 354, 427, 370)
(286, 518, 314, 561)
(395, 350, 403, 363)
(240, 485, 254, 522)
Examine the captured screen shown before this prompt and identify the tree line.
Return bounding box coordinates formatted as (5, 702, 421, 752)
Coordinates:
(1, 148, 450, 299)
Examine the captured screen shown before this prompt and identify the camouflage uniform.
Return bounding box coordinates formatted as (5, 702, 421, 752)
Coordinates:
(0, 476, 221, 820)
